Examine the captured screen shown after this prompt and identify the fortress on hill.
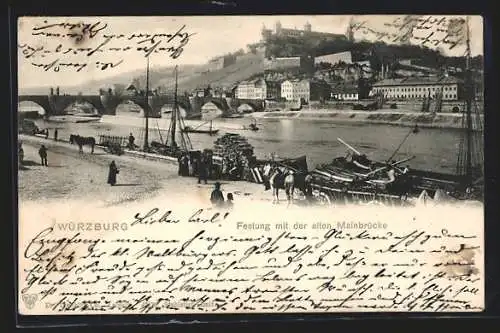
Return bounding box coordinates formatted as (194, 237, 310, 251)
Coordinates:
(261, 20, 347, 42)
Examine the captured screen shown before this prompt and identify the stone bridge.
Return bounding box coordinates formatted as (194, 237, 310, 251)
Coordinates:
(18, 91, 265, 119)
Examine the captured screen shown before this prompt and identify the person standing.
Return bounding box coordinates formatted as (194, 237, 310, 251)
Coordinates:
(225, 193, 234, 209)
(128, 133, 135, 150)
(107, 160, 119, 186)
(198, 153, 208, 184)
(177, 154, 183, 176)
(38, 144, 48, 166)
(263, 162, 272, 190)
(304, 173, 313, 203)
(54, 129, 58, 141)
(181, 154, 189, 176)
(210, 182, 225, 207)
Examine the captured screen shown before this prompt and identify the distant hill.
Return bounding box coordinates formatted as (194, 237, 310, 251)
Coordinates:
(19, 53, 265, 96)
(133, 53, 264, 93)
(19, 37, 483, 97)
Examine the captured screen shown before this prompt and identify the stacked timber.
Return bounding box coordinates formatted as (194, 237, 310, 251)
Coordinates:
(212, 133, 260, 182)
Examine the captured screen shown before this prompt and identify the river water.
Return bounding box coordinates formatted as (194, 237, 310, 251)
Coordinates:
(26, 115, 468, 174)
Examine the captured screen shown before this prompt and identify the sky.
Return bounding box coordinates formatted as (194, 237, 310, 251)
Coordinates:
(18, 15, 483, 90)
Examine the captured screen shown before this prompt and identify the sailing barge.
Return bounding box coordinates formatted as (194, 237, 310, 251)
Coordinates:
(143, 63, 194, 158)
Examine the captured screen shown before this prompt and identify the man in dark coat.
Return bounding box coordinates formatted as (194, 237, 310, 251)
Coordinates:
(198, 154, 208, 184)
(210, 182, 225, 207)
(181, 154, 189, 176)
(177, 154, 183, 176)
(38, 145, 48, 166)
(107, 160, 119, 186)
(128, 133, 135, 150)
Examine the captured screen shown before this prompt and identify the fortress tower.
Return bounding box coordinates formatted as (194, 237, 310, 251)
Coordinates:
(275, 20, 282, 35)
(261, 23, 272, 40)
(304, 21, 312, 32)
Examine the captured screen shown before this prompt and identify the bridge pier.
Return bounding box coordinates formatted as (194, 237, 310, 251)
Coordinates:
(19, 90, 266, 118)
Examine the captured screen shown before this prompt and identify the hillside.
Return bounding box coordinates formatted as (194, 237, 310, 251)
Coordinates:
(19, 64, 205, 96)
(133, 53, 264, 93)
(19, 53, 264, 96)
(19, 36, 483, 97)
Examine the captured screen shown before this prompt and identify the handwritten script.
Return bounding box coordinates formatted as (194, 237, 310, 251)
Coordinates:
(18, 206, 484, 314)
(352, 15, 469, 51)
(18, 19, 196, 72)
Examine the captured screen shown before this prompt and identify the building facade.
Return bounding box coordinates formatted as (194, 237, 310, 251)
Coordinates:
(330, 83, 359, 101)
(236, 78, 267, 100)
(266, 81, 281, 100)
(314, 51, 353, 65)
(371, 76, 463, 101)
(281, 80, 310, 102)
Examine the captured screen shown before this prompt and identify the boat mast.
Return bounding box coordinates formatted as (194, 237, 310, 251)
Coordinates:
(171, 65, 178, 147)
(464, 16, 473, 185)
(143, 56, 150, 151)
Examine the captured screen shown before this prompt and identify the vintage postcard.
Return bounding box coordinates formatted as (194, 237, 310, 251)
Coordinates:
(17, 15, 484, 315)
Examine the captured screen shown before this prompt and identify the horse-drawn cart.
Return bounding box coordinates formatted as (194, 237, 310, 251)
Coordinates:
(309, 182, 411, 206)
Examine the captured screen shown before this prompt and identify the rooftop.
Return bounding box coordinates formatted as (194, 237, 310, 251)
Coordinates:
(373, 76, 463, 87)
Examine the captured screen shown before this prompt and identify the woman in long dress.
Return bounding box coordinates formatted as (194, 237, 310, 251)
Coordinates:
(107, 161, 119, 186)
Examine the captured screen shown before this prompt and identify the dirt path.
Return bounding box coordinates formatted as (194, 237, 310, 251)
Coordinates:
(18, 135, 268, 207)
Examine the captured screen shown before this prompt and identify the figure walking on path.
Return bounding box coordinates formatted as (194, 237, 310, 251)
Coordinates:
(210, 182, 225, 207)
(107, 160, 119, 186)
(38, 145, 48, 166)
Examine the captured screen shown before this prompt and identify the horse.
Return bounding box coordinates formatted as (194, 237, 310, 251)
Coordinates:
(69, 134, 95, 154)
(268, 166, 307, 204)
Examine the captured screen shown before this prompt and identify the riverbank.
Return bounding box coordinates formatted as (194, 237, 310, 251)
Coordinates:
(18, 134, 268, 207)
(252, 110, 483, 130)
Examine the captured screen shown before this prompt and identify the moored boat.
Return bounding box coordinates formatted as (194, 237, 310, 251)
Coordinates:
(181, 127, 219, 135)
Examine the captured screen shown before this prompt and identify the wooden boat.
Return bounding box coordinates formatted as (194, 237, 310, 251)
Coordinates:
(310, 19, 483, 204)
(181, 126, 219, 135)
(181, 120, 219, 135)
(139, 62, 193, 158)
(242, 119, 259, 131)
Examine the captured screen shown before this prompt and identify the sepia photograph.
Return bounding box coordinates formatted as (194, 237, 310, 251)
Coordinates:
(16, 15, 484, 316)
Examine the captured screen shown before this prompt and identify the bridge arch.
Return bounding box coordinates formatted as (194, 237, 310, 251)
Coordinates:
(18, 94, 109, 116)
(200, 100, 228, 120)
(237, 103, 256, 113)
(18, 100, 47, 117)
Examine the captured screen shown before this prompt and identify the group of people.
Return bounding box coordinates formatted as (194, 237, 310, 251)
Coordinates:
(177, 150, 214, 184)
(43, 128, 59, 141)
(210, 182, 234, 208)
(17, 142, 48, 167)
